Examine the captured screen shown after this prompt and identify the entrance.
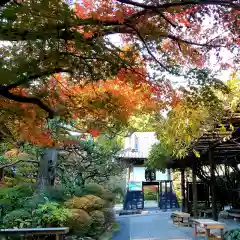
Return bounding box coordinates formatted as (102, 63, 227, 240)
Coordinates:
(159, 180, 180, 209)
(143, 181, 159, 208)
(123, 180, 179, 210)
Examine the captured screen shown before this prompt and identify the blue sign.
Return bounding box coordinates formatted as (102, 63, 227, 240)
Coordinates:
(128, 181, 142, 191)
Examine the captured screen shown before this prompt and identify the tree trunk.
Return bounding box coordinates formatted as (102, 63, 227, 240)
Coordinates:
(180, 168, 186, 212)
(192, 164, 198, 218)
(0, 168, 4, 183)
(36, 148, 58, 190)
(210, 150, 217, 221)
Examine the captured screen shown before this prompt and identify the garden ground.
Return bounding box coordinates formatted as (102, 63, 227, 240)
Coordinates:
(113, 211, 240, 240)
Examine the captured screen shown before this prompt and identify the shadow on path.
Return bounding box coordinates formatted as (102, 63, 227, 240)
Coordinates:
(113, 211, 240, 240)
(113, 217, 130, 240)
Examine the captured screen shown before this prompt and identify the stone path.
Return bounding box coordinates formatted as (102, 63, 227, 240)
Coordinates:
(113, 211, 239, 240)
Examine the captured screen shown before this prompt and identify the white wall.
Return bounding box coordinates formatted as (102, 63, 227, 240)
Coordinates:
(124, 132, 159, 157)
(124, 132, 168, 182)
(131, 167, 168, 181)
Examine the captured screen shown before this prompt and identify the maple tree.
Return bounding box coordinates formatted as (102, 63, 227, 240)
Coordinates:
(0, 69, 169, 146)
(149, 71, 240, 162)
(0, 0, 239, 146)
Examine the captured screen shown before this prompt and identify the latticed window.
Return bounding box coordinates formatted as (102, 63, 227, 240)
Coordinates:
(145, 169, 156, 181)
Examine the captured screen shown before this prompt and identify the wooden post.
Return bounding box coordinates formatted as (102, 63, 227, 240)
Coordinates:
(167, 168, 171, 180)
(180, 168, 186, 212)
(209, 150, 217, 221)
(192, 164, 198, 218)
(170, 181, 173, 208)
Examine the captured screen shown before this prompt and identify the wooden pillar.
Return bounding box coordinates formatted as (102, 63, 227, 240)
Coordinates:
(192, 164, 198, 218)
(180, 168, 186, 212)
(167, 168, 171, 180)
(210, 150, 217, 221)
(170, 181, 173, 208)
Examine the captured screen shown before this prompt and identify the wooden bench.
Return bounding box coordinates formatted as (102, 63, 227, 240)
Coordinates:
(0, 227, 69, 240)
(172, 211, 191, 226)
(193, 219, 224, 240)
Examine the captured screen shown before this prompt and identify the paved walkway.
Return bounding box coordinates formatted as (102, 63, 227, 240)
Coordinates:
(113, 211, 239, 240)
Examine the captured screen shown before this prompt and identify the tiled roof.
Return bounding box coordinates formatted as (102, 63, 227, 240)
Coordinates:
(116, 148, 148, 159)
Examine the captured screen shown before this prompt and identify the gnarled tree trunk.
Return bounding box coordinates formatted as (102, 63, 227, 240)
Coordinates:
(37, 148, 57, 190)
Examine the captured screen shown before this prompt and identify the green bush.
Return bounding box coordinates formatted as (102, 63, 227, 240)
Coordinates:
(0, 183, 116, 240)
(44, 185, 72, 202)
(2, 209, 32, 228)
(81, 184, 105, 197)
(2, 201, 71, 229)
(33, 202, 71, 227)
(224, 229, 240, 240)
(80, 184, 115, 203)
(23, 193, 48, 210)
(0, 184, 35, 214)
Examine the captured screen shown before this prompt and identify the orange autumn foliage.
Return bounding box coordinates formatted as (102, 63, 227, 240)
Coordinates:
(74, 0, 135, 23)
(0, 69, 169, 147)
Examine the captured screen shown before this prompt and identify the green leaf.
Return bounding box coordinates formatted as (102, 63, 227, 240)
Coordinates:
(229, 124, 234, 131)
(193, 149, 200, 158)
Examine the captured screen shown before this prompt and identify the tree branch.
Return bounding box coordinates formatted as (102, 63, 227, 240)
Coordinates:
(166, 34, 225, 48)
(116, 0, 239, 10)
(125, 24, 169, 71)
(0, 159, 39, 169)
(0, 89, 55, 118)
(0, 67, 73, 118)
(3, 67, 70, 90)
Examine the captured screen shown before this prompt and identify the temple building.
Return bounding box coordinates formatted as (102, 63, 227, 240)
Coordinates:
(116, 132, 179, 210)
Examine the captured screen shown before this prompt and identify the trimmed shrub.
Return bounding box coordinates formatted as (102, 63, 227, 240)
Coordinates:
(81, 184, 105, 197)
(103, 208, 115, 227)
(89, 210, 105, 223)
(65, 195, 105, 211)
(67, 209, 92, 235)
(81, 184, 115, 203)
(88, 210, 105, 237)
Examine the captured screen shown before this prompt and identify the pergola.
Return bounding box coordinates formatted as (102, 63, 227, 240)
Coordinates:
(165, 114, 240, 220)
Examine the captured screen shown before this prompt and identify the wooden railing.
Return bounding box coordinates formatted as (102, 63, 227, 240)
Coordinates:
(0, 227, 69, 240)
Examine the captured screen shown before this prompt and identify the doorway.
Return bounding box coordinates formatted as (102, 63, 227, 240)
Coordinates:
(143, 181, 159, 209)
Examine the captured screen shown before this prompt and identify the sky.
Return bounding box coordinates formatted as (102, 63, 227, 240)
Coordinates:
(108, 33, 233, 88)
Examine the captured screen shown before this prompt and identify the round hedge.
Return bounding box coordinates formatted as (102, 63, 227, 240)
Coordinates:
(65, 195, 105, 212)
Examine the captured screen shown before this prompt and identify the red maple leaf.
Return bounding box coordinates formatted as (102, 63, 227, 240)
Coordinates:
(87, 129, 100, 137)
